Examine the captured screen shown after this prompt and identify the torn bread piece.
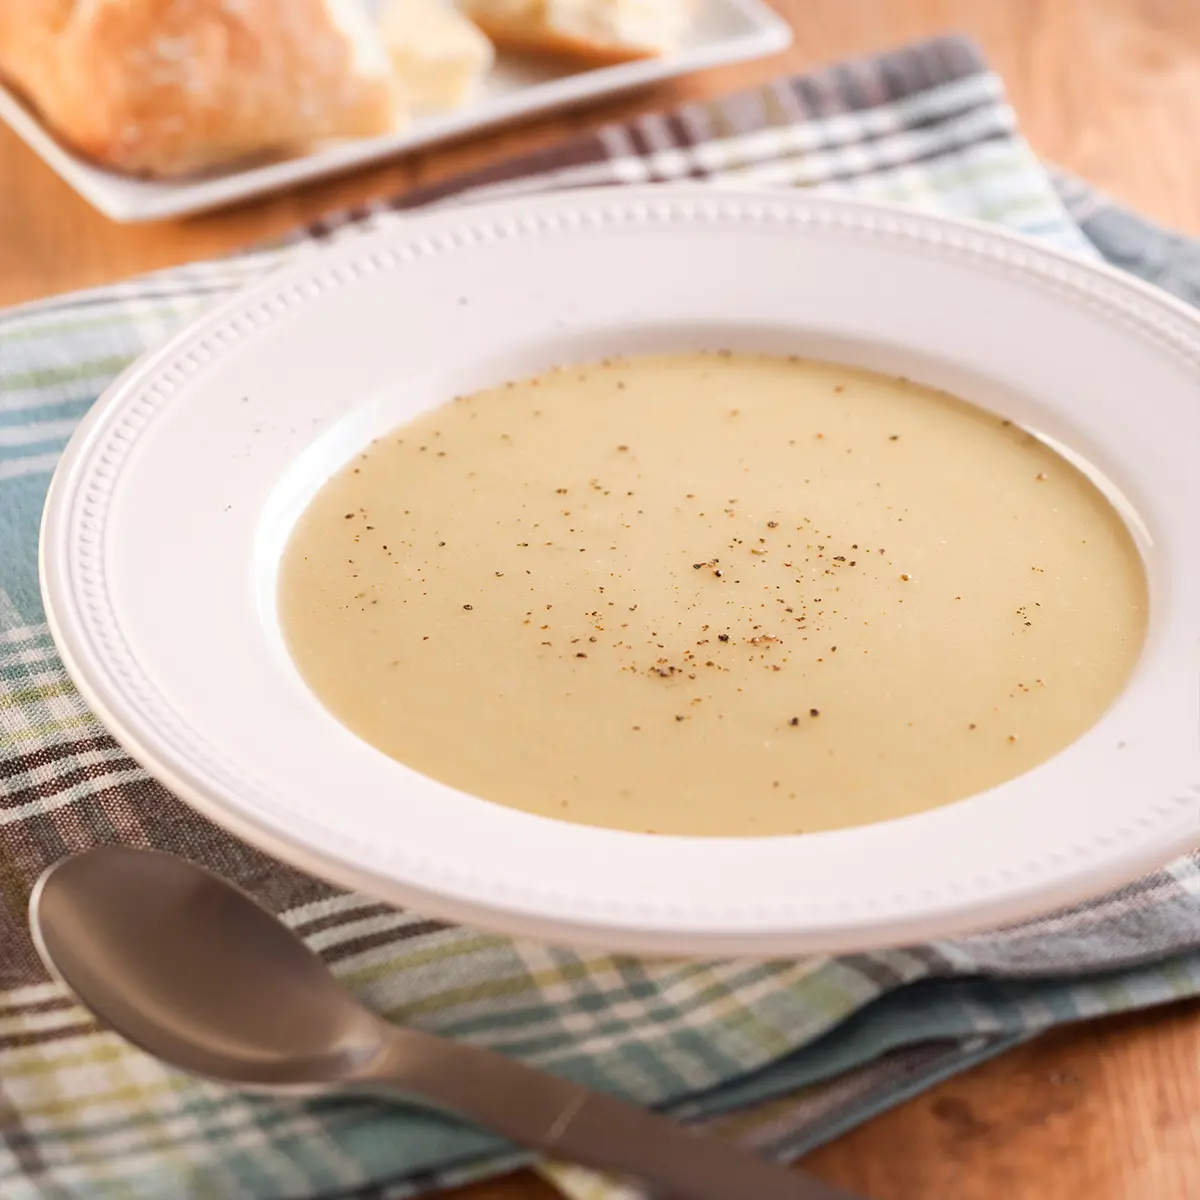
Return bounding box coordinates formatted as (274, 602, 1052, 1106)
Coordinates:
(459, 0, 693, 63)
(378, 0, 494, 112)
(0, 0, 403, 178)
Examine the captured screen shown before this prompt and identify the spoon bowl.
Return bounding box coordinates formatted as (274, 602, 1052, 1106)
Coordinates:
(30, 845, 382, 1091)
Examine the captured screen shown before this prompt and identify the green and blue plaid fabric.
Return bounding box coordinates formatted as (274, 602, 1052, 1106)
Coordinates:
(2, 34, 1199, 1200)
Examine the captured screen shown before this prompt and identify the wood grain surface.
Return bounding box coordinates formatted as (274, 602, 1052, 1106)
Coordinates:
(4, 2, 1200, 1197)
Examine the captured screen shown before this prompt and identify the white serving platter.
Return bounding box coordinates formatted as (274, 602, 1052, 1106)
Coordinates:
(0, 0, 791, 223)
(40, 188, 1200, 955)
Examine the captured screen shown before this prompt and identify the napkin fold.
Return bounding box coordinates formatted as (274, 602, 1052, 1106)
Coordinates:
(1, 33, 1198, 1200)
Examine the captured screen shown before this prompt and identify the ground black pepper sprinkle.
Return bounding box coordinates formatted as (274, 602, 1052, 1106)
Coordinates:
(462, 604, 473, 610)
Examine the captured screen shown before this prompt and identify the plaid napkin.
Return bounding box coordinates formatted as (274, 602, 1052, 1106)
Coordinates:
(2, 34, 1199, 1200)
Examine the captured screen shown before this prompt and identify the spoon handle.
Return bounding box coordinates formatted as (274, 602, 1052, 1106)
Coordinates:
(362, 1025, 866, 1199)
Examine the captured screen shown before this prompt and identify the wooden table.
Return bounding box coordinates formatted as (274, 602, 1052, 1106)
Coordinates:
(4, 1, 1200, 1196)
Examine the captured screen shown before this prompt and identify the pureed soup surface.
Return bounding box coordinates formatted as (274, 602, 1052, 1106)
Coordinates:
(279, 354, 1147, 836)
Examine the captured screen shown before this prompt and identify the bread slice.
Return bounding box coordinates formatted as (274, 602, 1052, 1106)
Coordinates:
(458, 0, 693, 63)
(0, 0, 404, 178)
(378, 0, 494, 113)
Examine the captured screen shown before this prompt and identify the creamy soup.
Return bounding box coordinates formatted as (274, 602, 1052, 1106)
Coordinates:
(279, 354, 1147, 836)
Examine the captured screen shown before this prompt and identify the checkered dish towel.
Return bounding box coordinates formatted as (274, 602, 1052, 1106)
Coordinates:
(2, 34, 1199, 1200)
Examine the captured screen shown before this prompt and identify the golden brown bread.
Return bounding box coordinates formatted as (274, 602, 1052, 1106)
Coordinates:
(459, 0, 691, 64)
(0, 0, 403, 178)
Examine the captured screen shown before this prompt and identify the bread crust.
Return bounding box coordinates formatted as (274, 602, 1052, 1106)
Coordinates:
(468, 15, 660, 64)
(0, 0, 401, 178)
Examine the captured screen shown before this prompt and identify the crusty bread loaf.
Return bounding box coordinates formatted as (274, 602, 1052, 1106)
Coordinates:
(458, 0, 692, 63)
(379, 0, 494, 112)
(0, 0, 403, 178)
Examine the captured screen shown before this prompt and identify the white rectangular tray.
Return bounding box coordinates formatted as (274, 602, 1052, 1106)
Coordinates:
(0, 0, 790, 223)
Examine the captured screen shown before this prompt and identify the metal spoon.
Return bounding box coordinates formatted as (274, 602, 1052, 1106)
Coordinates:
(30, 846, 865, 1200)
